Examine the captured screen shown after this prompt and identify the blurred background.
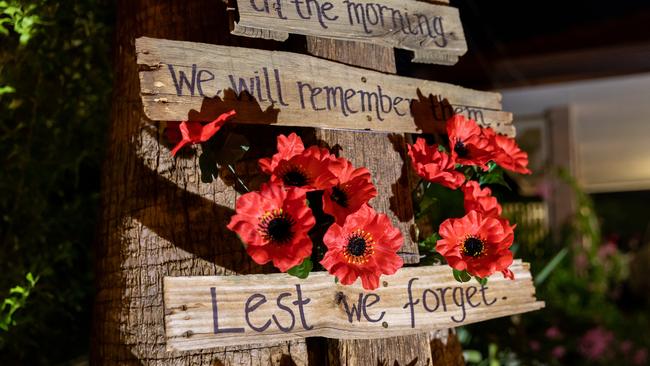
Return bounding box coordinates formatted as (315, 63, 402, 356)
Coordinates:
(1, 0, 649, 365)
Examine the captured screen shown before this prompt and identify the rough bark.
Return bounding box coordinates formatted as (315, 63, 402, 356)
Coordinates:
(92, 1, 308, 364)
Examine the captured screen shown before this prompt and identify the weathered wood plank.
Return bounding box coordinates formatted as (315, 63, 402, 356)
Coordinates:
(136, 37, 515, 136)
(164, 260, 544, 351)
(233, 0, 467, 65)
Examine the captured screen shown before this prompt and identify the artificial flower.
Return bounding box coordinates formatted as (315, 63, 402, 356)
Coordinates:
(167, 110, 236, 156)
(446, 114, 494, 169)
(259, 133, 305, 174)
(266, 145, 339, 191)
(490, 133, 532, 174)
(227, 183, 315, 272)
(320, 205, 403, 290)
(462, 180, 502, 217)
(436, 210, 515, 279)
(322, 159, 378, 225)
(407, 137, 465, 189)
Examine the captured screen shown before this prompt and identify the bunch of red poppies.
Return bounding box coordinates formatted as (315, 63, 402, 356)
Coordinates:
(408, 115, 532, 281)
(227, 133, 404, 290)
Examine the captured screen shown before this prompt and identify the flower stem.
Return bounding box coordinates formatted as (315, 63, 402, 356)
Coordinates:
(226, 164, 250, 193)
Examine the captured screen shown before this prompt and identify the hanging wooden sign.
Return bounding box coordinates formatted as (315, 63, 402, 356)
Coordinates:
(136, 37, 515, 136)
(231, 0, 467, 65)
(164, 260, 543, 351)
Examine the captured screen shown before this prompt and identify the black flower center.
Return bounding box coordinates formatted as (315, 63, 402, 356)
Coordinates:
(343, 229, 375, 265)
(455, 140, 469, 158)
(259, 209, 295, 244)
(330, 186, 349, 208)
(282, 167, 309, 187)
(347, 236, 367, 256)
(462, 236, 485, 257)
(267, 218, 293, 243)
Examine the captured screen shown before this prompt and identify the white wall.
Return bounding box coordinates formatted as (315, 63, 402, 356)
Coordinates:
(501, 73, 650, 193)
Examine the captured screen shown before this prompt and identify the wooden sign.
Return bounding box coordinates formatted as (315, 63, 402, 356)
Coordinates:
(136, 37, 515, 136)
(232, 0, 467, 65)
(164, 260, 543, 351)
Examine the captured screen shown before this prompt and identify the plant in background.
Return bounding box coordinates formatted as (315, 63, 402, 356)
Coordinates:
(0, 0, 112, 363)
(454, 168, 649, 366)
(0, 273, 38, 335)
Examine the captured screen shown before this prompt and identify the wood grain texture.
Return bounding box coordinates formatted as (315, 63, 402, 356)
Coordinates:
(233, 0, 467, 65)
(136, 37, 515, 136)
(163, 261, 544, 351)
(92, 1, 309, 364)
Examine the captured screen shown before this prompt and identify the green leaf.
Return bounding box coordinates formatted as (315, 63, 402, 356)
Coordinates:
(474, 276, 488, 286)
(0, 85, 15, 95)
(417, 194, 438, 218)
(9, 286, 26, 295)
(25, 272, 38, 286)
(453, 269, 471, 283)
(535, 247, 569, 285)
(463, 350, 483, 363)
(213, 133, 250, 165)
(419, 232, 441, 250)
(287, 258, 313, 279)
(478, 166, 510, 189)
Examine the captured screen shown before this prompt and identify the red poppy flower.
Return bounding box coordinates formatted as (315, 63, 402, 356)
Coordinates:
(446, 115, 494, 169)
(227, 183, 315, 272)
(436, 210, 515, 279)
(491, 133, 532, 175)
(408, 137, 465, 189)
(166, 110, 236, 156)
(462, 181, 502, 217)
(320, 205, 404, 290)
(266, 145, 339, 191)
(322, 159, 378, 225)
(259, 133, 305, 174)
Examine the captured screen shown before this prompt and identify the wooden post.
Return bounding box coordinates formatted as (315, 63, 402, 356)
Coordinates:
(91, 1, 308, 364)
(305, 37, 464, 366)
(546, 106, 577, 239)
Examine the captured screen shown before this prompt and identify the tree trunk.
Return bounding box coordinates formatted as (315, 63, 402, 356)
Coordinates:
(92, 1, 465, 365)
(92, 1, 308, 364)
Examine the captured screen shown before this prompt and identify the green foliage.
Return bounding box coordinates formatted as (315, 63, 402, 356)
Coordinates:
(0, 273, 38, 333)
(453, 268, 471, 283)
(417, 232, 444, 266)
(0, 1, 43, 45)
(288, 258, 313, 279)
(0, 0, 113, 363)
(478, 166, 510, 189)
